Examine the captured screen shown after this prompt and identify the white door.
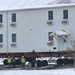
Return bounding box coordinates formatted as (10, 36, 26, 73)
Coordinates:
(58, 36, 67, 51)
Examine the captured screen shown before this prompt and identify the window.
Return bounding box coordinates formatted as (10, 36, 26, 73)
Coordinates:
(0, 34, 3, 43)
(63, 10, 68, 19)
(64, 36, 67, 42)
(12, 34, 16, 42)
(48, 32, 53, 41)
(0, 14, 3, 23)
(48, 11, 53, 20)
(64, 39, 66, 42)
(12, 13, 16, 22)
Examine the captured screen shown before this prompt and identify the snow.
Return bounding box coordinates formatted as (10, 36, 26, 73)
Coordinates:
(0, 58, 75, 75)
(53, 31, 68, 36)
(0, 68, 75, 75)
(0, 0, 75, 11)
(0, 58, 74, 75)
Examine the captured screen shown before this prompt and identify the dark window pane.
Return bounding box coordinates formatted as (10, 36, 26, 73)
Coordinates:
(0, 14, 3, 23)
(12, 13, 16, 22)
(64, 36, 67, 42)
(12, 34, 16, 42)
(48, 32, 53, 41)
(63, 10, 68, 19)
(48, 11, 53, 20)
(0, 34, 3, 43)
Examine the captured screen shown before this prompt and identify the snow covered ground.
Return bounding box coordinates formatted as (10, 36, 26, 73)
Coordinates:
(0, 58, 75, 75)
(0, 68, 75, 75)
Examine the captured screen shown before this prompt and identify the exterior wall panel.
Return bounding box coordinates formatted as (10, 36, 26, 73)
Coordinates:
(0, 6, 75, 53)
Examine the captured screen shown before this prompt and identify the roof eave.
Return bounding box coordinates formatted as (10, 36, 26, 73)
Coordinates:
(0, 3, 75, 12)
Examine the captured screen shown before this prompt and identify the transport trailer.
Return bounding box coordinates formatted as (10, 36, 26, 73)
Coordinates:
(0, 51, 74, 67)
(0, 51, 74, 58)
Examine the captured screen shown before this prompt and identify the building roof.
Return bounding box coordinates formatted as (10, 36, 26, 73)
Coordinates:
(0, 0, 75, 11)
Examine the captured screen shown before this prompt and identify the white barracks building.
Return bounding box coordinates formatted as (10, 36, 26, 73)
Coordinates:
(0, 0, 75, 54)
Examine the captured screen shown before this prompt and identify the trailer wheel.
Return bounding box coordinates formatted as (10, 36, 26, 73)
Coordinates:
(28, 61, 35, 67)
(16, 59, 21, 65)
(28, 62, 32, 67)
(56, 59, 63, 66)
(35, 60, 42, 67)
(69, 59, 74, 65)
(63, 58, 69, 65)
(42, 60, 48, 66)
(3, 59, 8, 65)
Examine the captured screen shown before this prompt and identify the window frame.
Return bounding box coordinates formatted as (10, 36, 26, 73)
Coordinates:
(0, 34, 3, 43)
(12, 13, 16, 22)
(12, 34, 16, 42)
(0, 14, 3, 23)
(48, 11, 53, 20)
(48, 32, 53, 41)
(63, 10, 68, 19)
(63, 35, 67, 42)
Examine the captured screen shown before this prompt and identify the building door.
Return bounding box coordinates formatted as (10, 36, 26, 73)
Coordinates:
(58, 36, 67, 51)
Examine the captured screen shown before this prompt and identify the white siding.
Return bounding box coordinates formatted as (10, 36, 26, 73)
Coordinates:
(0, 11, 7, 53)
(0, 6, 75, 53)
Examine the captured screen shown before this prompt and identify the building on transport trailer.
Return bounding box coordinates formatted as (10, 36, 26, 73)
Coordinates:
(0, 0, 75, 67)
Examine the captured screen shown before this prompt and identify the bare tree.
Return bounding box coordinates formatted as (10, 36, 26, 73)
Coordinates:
(56, 0, 71, 4)
(62, 29, 75, 70)
(69, 36, 75, 70)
